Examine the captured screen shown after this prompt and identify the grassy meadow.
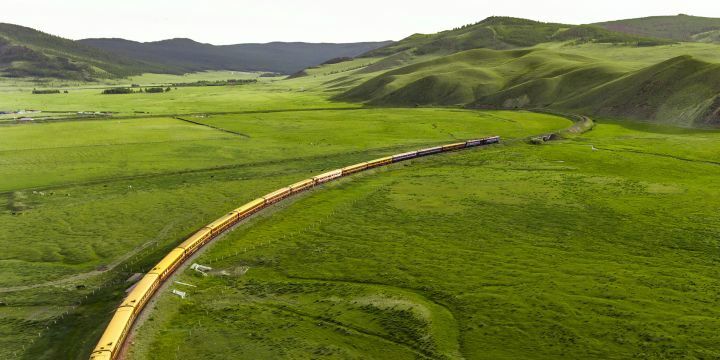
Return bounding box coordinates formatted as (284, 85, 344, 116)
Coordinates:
(1, 30, 720, 360)
(128, 119, 720, 360)
(0, 97, 567, 359)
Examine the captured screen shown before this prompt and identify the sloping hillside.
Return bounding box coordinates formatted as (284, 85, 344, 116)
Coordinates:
(555, 56, 720, 126)
(363, 17, 672, 58)
(0, 23, 166, 79)
(338, 49, 626, 105)
(79, 38, 393, 74)
(338, 48, 720, 127)
(595, 14, 720, 42)
(0, 22, 391, 79)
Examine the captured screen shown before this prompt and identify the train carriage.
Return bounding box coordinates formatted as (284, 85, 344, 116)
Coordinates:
(341, 162, 367, 175)
(149, 248, 186, 279)
(392, 151, 417, 162)
(313, 169, 342, 184)
(263, 187, 291, 204)
(417, 146, 443, 156)
(89, 351, 112, 360)
(442, 142, 467, 152)
(466, 136, 500, 147)
(289, 179, 314, 193)
(234, 198, 266, 218)
(177, 228, 212, 254)
(206, 211, 239, 236)
(366, 156, 392, 168)
(90, 307, 135, 360)
(120, 273, 160, 311)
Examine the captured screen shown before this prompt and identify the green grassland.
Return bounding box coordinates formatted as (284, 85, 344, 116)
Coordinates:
(338, 42, 720, 127)
(128, 119, 720, 360)
(537, 42, 720, 68)
(0, 81, 349, 118)
(363, 16, 672, 58)
(0, 23, 171, 79)
(0, 102, 567, 359)
(0, 70, 262, 93)
(124, 71, 262, 85)
(320, 17, 720, 129)
(594, 14, 720, 42)
(2, 18, 720, 360)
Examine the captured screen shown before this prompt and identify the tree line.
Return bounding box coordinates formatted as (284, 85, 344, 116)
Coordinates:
(102, 87, 172, 95)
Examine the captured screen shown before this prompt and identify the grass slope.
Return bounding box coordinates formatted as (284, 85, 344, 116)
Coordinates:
(0, 23, 167, 79)
(339, 48, 625, 106)
(364, 16, 672, 58)
(595, 14, 720, 42)
(0, 106, 568, 359)
(555, 56, 720, 127)
(339, 45, 720, 127)
(128, 120, 720, 359)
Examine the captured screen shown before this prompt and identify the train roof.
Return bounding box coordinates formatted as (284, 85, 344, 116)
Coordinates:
(393, 151, 417, 157)
(91, 307, 134, 354)
(313, 169, 342, 179)
(149, 248, 185, 275)
(89, 351, 112, 360)
(263, 187, 291, 199)
(177, 227, 212, 250)
(368, 156, 393, 163)
(342, 162, 367, 171)
(234, 198, 266, 213)
(120, 273, 160, 308)
(205, 212, 237, 229)
(289, 178, 314, 189)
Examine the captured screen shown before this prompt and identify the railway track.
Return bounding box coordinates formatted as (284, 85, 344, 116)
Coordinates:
(88, 136, 501, 360)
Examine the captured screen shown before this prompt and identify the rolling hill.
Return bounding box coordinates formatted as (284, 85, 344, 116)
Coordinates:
(78, 38, 393, 74)
(327, 16, 720, 128)
(363, 16, 673, 58)
(555, 55, 720, 126)
(338, 48, 626, 106)
(0, 23, 167, 79)
(0, 22, 392, 79)
(337, 37, 720, 127)
(595, 14, 720, 43)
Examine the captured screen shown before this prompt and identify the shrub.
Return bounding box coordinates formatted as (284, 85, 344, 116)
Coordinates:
(102, 87, 135, 94)
(32, 89, 61, 94)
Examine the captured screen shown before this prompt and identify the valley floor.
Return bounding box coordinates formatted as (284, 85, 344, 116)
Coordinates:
(126, 119, 720, 359)
(0, 92, 567, 359)
(0, 69, 719, 359)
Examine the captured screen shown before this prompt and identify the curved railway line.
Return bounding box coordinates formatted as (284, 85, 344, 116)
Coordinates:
(89, 136, 501, 360)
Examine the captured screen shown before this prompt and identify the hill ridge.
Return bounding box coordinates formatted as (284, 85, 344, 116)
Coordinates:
(78, 38, 393, 74)
(594, 14, 720, 42)
(0, 22, 165, 79)
(338, 48, 720, 127)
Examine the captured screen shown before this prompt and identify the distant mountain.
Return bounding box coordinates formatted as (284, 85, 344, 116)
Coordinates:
(79, 38, 394, 74)
(594, 14, 720, 43)
(0, 22, 392, 79)
(0, 23, 166, 79)
(362, 16, 672, 58)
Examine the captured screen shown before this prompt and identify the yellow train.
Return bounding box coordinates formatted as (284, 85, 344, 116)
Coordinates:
(89, 136, 500, 360)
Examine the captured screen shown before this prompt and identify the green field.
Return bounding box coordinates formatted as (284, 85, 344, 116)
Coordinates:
(2, 21, 720, 360)
(0, 100, 567, 359)
(127, 119, 720, 360)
